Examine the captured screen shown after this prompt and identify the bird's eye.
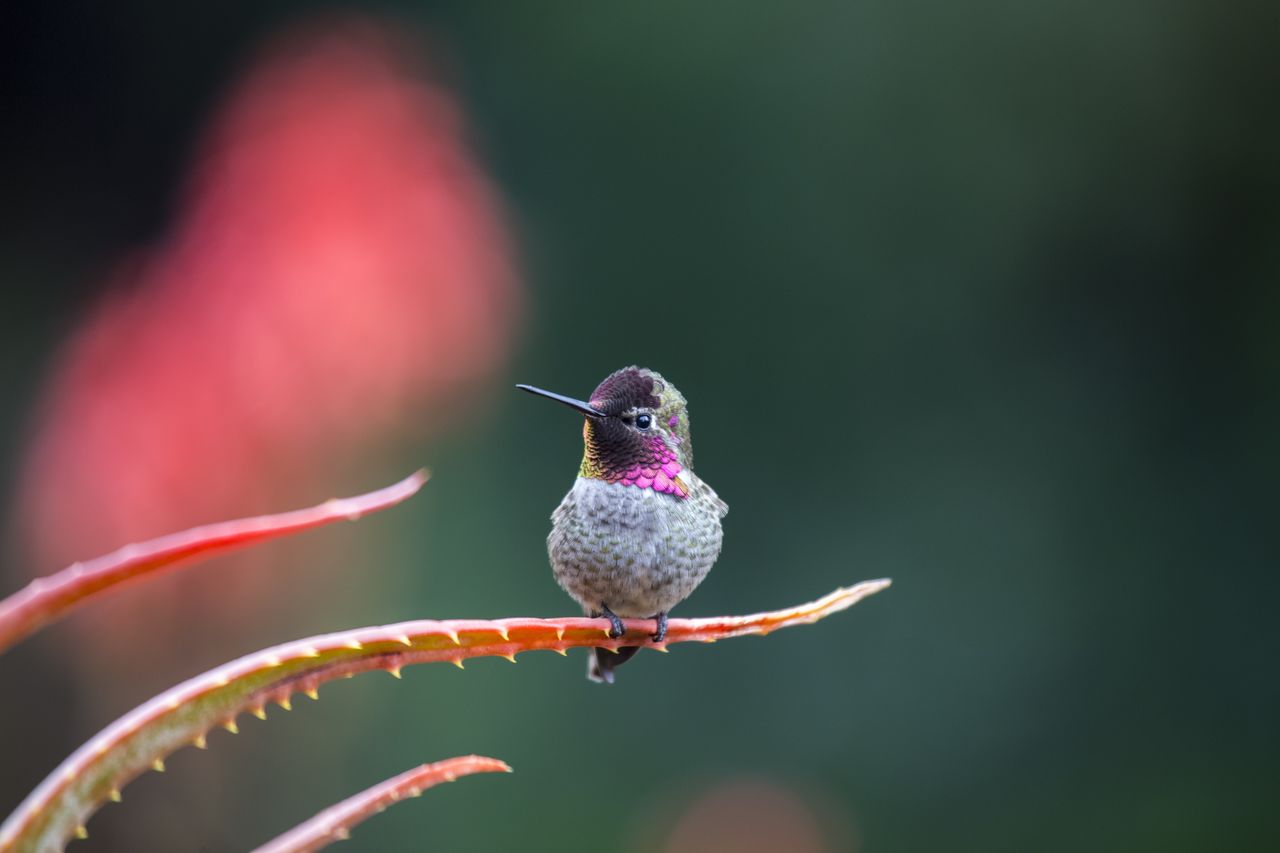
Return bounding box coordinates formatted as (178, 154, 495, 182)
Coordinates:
(635, 414, 652, 429)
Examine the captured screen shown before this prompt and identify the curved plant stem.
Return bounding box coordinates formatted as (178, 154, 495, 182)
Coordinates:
(251, 756, 512, 853)
(0, 470, 429, 655)
(0, 578, 889, 852)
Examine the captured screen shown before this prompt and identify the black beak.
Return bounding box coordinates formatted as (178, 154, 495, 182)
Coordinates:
(516, 384, 608, 418)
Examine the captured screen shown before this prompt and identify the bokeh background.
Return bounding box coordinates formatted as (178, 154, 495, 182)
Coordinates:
(2, 2, 1277, 851)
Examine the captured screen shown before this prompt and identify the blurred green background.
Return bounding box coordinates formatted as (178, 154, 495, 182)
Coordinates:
(2, 2, 1277, 851)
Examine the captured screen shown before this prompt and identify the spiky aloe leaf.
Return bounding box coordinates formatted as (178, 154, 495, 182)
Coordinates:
(250, 756, 512, 853)
(0, 579, 889, 852)
(0, 470, 428, 654)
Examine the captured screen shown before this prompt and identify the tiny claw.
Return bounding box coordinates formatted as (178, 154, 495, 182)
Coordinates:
(600, 603, 626, 639)
(651, 611, 668, 643)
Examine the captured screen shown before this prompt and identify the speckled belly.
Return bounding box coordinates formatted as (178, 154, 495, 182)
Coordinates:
(548, 477, 724, 617)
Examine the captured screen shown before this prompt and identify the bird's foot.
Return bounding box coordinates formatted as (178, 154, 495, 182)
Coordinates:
(650, 611, 668, 643)
(599, 603, 626, 639)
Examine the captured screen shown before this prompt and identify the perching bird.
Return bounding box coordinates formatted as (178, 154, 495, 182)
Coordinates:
(517, 366, 728, 683)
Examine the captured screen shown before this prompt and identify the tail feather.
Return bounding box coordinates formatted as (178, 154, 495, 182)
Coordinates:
(586, 645, 640, 684)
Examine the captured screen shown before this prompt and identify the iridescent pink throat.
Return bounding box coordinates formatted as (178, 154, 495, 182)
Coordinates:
(611, 437, 689, 498)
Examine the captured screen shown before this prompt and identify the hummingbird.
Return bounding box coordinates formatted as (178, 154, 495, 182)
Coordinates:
(517, 366, 728, 683)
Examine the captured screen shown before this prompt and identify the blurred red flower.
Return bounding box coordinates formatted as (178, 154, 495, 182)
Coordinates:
(11, 19, 519, 633)
(642, 777, 850, 853)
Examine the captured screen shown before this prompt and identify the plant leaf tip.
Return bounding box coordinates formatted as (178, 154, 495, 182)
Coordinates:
(827, 578, 892, 610)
